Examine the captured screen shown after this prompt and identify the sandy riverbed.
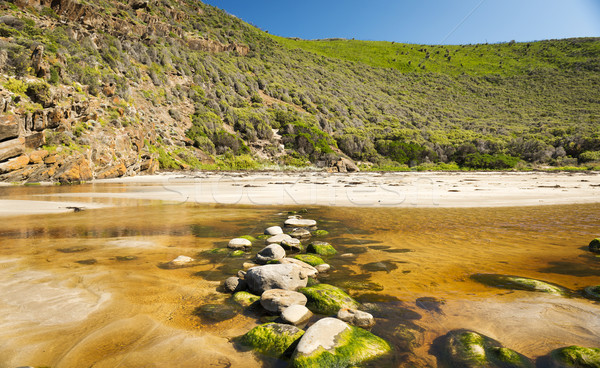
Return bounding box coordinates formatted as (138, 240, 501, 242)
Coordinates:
(1, 171, 598, 216)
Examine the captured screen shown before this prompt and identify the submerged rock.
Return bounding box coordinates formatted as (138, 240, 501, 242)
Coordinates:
(436, 329, 534, 368)
(471, 274, 567, 296)
(291, 317, 391, 368)
(239, 323, 304, 358)
(164, 255, 194, 268)
(289, 228, 311, 241)
(228, 238, 252, 250)
(245, 263, 308, 295)
(194, 304, 239, 323)
(232, 291, 260, 307)
(589, 238, 600, 253)
(337, 308, 375, 328)
(256, 244, 286, 264)
(281, 305, 313, 325)
(548, 345, 600, 368)
(300, 284, 360, 315)
(307, 241, 337, 256)
(315, 263, 331, 273)
(312, 230, 329, 237)
(361, 261, 399, 273)
(294, 254, 325, 267)
(260, 289, 307, 313)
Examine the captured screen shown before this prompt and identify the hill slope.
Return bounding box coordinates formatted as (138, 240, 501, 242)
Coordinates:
(0, 0, 599, 182)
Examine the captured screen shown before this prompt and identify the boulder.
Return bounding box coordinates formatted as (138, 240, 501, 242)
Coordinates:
(285, 219, 317, 228)
(289, 228, 311, 241)
(228, 238, 252, 250)
(292, 318, 390, 367)
(281, 305, 313, 326)
(337, 308, 375, 328)
(0, 137, 25, 162)
(0, 154, 29, 174)
(312, 230, 329, 237)
(265, 226, 283, 235)
(28, 150, 48, 164)
(293, 254, 325, 267)
(266, 233, 293, 245)
(280, 258, 318, 278)
(0, 114, 19, 142)
(223, 277, 247, 293)
(435, 329, 534, 368)
(166, 255, 194, 268)
(548, 346, 600, 368)
(232, 291, 260, 307)
(471, 274, 567, 296)
(239, 323, 304, 358)
(299, 284, 360, 315)
(307, 241, 337, 256)
(281, 237, 303, 252)
(245, 264, 308, 295)
(589, 238, 600, 253)
(194, 304, 238, 323)
(260, 289, 307, 313)
(256, 244, 286, 264)
(315, 264, 331, 273)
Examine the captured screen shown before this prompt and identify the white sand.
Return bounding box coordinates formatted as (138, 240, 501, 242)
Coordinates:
(1, 171, 598, 216)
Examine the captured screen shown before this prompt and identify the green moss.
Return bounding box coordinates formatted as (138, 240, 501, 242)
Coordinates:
(551, 346, 600, 368)
(3, 78, 27, 95)
(292, 325, 391, 368)
(232, 291, 260, 307)
(299, 284, 359, 315)
(239, 323, 304, 358)
(293, 254, 325, 266)
(230, 250, 245, 257)
(306, 242, 337, 256)
(238, 235, 257, 242)
(312, 230, 329, 237)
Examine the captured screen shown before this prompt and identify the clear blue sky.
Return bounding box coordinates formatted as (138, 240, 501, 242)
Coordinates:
(202, 0, 600, 45)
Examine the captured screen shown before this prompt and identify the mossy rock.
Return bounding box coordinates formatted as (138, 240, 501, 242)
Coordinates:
(232, 291, 260, 307)
(437, 329, 534, 368)
(206, 248, 230, 255)
(239, 323, 304, 358)
(312, 230, 329, 237)
(239, 235, 257, 242)
(589, 239, 600, 253)
(307, 242, 337, 256)
(299, 284, 359, 315)
(549, 346, 600, 368)
(230, 250, 246, 257)
(257, 234, 271, 240)
(294, 254, 325, 266)
(471, 274, 567, 296)
(292, 318, 391, 368)
(584, 285, 600, 300)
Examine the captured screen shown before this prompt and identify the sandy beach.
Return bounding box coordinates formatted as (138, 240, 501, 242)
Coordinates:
(1, 171, 598, 216)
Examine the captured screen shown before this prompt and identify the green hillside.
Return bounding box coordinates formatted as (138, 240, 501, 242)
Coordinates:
(0, 0, 599, 182)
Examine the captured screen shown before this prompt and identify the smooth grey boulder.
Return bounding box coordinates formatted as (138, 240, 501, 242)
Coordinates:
(266, 233, 293, 245)
(245, 263, 308, 295)
(337, 308, 375, 328)
(289, 228, 311, 241)
(280, 258, 318, 278)
(260, 289, 307, 313)
(265, 226, 283, 236)
(281, 304, 313, 325)
(315, 263, 331, 273)
(256, 244, 286, 264)
(223, 276, 247, 293)
(281, 237, 303, 252)
(284, 218, 317, 228)
(228, 238, 252, 250)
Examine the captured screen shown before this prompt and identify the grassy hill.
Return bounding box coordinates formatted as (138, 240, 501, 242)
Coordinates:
(0, 0, 599, 181)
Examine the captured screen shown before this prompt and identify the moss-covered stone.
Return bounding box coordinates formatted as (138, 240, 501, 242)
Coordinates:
(312, 230, 329, 237)
(193, 303, 239, 323)
(232, 291, 260, 307)
(239, 235, 257, 242)
(292, 318, 391, 368)
(294, 254, 325, 266)
(230, 250, 246, 257)
(549, 346, 600, 368)
(437, 329, 533, 368)
(471, 274, 567, 296)
(239, 323, 304, 358)
(589, 238, 600, 253)
(307, 242, 337, 256)
(257, 234, 270, 240)
(300, 284, 359, 315)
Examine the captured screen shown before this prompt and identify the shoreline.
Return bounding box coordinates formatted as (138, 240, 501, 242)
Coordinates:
(0, 171, 598, 217)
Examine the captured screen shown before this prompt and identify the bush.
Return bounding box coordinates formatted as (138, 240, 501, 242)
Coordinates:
(462, 153, 520, 169)
(26, 82, 52, 106)
(579, 151, 600, 163)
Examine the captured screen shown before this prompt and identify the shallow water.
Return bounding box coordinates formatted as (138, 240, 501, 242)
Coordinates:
(0, 188, 599, 367)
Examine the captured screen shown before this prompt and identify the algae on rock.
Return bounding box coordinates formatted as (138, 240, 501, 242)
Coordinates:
(299, 284, 359, 315)
(239, 322, 305, 358)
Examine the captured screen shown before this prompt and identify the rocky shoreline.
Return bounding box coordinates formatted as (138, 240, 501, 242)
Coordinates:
(164, 211, 600, 367)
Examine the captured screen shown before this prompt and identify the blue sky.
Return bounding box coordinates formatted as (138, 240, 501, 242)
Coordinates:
(202, 0, 600, 45)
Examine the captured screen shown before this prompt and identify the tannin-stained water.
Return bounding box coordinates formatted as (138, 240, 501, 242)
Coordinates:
(0, 197, 599, 367)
